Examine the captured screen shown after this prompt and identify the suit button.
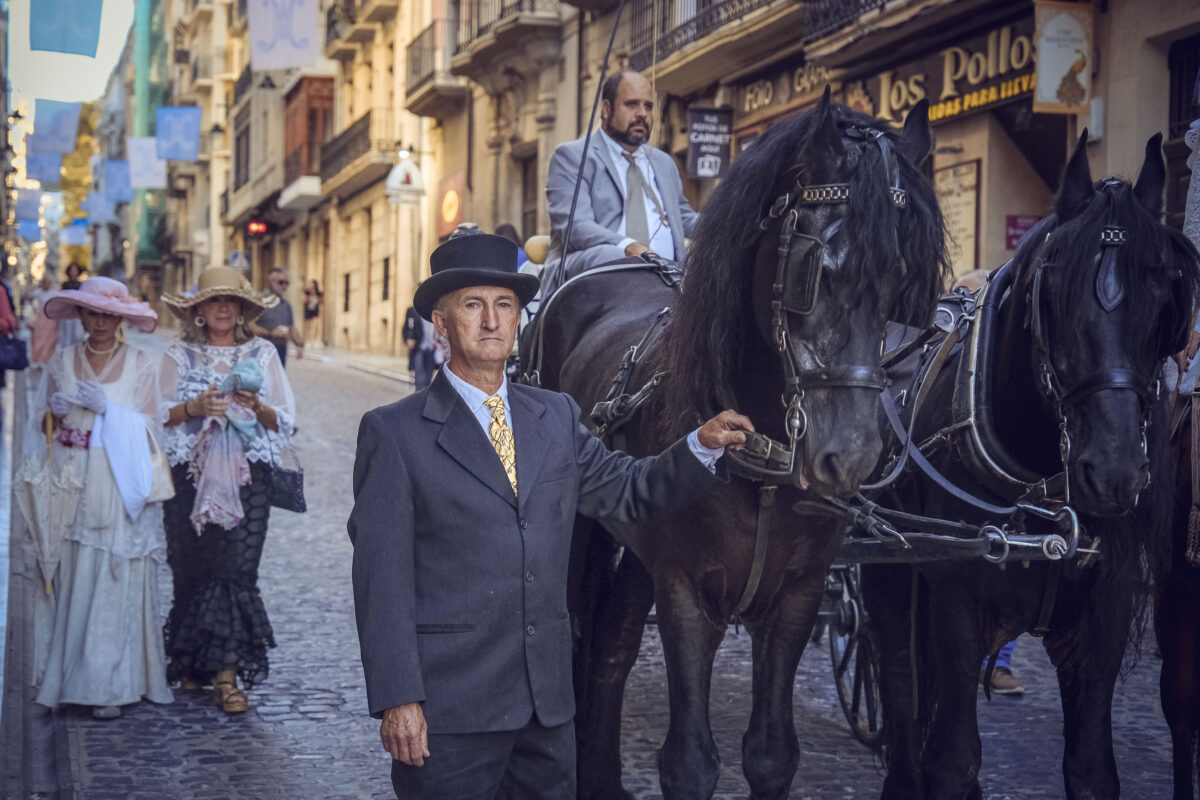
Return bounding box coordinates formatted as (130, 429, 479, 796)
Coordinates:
(519, 519, 529, 530)
(525, 572, 534, 583)
(526, 625, 536, 635)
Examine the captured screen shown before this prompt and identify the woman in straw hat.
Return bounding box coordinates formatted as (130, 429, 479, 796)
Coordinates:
(23, 276, 172, 719)
(159, 266, 296, 713)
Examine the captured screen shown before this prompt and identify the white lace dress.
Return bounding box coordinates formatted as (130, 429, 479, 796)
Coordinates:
(28, 342, 173, 708)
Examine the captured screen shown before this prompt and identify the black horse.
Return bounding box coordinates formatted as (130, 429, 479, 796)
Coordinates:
(522, 92, 948, 799)
(865, 132, 1200, 799)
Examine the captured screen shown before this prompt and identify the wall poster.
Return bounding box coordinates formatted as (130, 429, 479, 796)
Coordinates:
(934, 159, 980, 277)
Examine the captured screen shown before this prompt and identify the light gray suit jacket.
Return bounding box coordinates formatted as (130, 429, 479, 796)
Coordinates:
(348, 370, 720, 733)
(542, 134, 700, 296)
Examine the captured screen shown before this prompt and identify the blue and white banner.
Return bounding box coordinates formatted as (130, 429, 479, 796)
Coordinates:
(15, 189, 42, 221)
(18, 220, 43, 243)
(30, 0, 105, 58)
(26, 152, 63, 185)
(83, 197, 116, 225)
(155, 107, 202, 161)
(249, 0, 318, 71)
(33, 100, 82, 154)
(60, 220, 90, 246)
(104, 160, 133, 203)
(128, 137, 167, 189)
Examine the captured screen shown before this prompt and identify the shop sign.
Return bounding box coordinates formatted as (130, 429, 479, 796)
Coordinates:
(735, 62, 834, 124)
(686, 108, 733, 179)
(850, 17, 1036, 125)
(1033, 1, 1094, 115)
(935, 160, 980, 275)
(1005, 214, 1041, 250)
(437, 172, 466, 239)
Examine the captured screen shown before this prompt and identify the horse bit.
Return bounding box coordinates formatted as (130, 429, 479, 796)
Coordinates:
(732, 126, 908, 481)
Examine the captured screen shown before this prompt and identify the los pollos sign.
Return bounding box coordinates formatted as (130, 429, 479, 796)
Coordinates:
(855, 17, 1037, 125)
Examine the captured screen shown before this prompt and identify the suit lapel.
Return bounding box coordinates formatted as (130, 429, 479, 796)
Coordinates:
(649, 148, 686, 257)
(590, 135, 626, 200)
(508, 386, 549, 514)
(424, 371, 517, 508)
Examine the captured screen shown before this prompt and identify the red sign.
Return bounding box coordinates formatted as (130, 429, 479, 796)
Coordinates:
(247, 220, 268, 235)
(1005, 214, 1040, 250)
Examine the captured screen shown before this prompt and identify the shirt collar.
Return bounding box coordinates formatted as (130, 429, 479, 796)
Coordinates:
(600, 129, 643, 164)
(442, 363, 510, 412)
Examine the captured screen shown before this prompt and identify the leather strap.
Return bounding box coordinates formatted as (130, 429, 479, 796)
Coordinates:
(1030, 561, 1062, 637)
(734, 486, 777, 619)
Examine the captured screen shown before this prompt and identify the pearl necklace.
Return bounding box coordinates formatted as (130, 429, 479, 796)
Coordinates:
(84, 339, 121, 357)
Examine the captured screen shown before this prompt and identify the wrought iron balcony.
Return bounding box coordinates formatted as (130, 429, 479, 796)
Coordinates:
(406, 20, 470, 120)
(233, 64, 253, 107)
(191, 54, 212, 91)
(629, 0, 774, 71)
(454, 0, 560, 55)
(802, 0, 889, 43)
(320, 108, 398, 199)
(325, 5, 359, 61)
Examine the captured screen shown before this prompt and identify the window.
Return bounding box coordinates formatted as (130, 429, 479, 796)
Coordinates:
(520, 156, 537, 242)
(307, 108, 320, 172)
(343, 273, 350, 312)
(234, 127, 250, 190)
(382, 256, 390, 301)
(1169, 34, 1200, 141)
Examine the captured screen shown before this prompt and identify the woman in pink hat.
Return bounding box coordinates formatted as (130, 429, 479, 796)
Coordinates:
(19, 276, 173, 719)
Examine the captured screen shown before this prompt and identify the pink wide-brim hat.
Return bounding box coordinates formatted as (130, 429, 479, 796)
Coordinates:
(43, 276, 158, 333)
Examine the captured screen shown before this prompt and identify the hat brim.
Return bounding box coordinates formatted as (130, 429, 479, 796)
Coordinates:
(413, 269, 540, 321)
(161, 287, 276, 323)
(43, 295, 159, 333)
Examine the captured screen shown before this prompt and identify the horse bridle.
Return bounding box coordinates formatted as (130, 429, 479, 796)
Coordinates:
(742, 126, 907, 478)
(1028, 188, 1159, 502)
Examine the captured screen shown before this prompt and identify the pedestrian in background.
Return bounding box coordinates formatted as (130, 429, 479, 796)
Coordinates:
(57, 263, 87, 348)
(402, 304, 442, 391)
(24, 277, 172, 719)
(303, 279, 323, 347)
(159, 267, 297, 713)
(249, 267, 305, 367)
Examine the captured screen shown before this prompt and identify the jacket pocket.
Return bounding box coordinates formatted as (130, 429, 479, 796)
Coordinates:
(415, 623, 476, 634)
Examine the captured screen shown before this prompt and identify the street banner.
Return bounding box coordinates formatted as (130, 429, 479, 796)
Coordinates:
(30, 0, 105, 57)
(1033, 1, 1094, 115)
(18, 220, 43, 242)
(83, 197, 116, 225)
(33, 100, 83, 154)
(60, 220, 90, 246)
(104, 160, 134, 203)
(128, 137, 167, 188)
(686, 107, 732, 179)
(16, 189, 42, 221)
(249, 0, 319, 71)
(26, 152, 63, 186)
(156, 107, 203, 161)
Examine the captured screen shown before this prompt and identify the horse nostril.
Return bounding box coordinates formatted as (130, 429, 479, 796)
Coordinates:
(812, 450, 842, 487)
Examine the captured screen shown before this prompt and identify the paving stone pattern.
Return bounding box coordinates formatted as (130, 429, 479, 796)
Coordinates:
(64, 358, 1174, 798)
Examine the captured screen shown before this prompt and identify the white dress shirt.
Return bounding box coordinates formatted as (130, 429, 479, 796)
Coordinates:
(441, 364, 721, 472)
(600, 130, 675, 261)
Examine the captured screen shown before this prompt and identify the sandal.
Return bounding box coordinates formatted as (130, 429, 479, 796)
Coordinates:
(212, 681, 249, 713)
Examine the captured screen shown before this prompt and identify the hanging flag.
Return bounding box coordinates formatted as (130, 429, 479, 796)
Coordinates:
(249, 0, 319, 70)
(60, 220, 90, 246)
(16, 189, 42, 221)
(18, 220, 43, 243)
(26, 152, 63, 185)
(156, 107, 203, 161)
(30, 0, 105, 57)
(105, 160, 134, 203)
(83, 197, 116, 225)
(128, 137, 167, 188)
(33, 100, 83, 154)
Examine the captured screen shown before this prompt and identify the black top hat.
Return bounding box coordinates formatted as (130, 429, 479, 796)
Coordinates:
(413, 233, 540, 320)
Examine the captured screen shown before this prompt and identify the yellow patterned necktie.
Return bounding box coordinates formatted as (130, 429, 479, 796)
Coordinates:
(483, 396, 517, 495)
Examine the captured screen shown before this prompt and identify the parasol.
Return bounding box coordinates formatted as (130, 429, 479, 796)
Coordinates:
(14, 413, 86, 594)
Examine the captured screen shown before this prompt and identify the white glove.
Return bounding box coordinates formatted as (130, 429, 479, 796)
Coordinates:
(49, 392, 74, 417)
(73, 381, 108, 415)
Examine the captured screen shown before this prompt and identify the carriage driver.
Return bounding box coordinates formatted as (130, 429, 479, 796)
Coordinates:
(348, 232, 753, 799)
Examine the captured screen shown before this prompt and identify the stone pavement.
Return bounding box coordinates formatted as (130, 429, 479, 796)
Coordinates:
(2, 346, 1179, 798)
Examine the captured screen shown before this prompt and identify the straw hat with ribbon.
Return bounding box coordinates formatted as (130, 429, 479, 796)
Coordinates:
(43, 276, 158, 333)
(161, 266, 277, 323)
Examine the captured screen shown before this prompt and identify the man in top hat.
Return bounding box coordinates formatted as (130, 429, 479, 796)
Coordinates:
(348, 233, 752, 798)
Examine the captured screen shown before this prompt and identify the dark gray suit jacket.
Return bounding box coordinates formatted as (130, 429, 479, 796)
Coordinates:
(348, 370, 719, 733)
(542, 134, 700, 296)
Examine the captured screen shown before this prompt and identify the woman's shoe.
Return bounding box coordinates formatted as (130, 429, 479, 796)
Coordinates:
(212, 681, 248, 713)
(91, 706, 121, 720)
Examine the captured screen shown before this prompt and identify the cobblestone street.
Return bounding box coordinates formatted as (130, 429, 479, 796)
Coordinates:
(49, 356, 1174, 799)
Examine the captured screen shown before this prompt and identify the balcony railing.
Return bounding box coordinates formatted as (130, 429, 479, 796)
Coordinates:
(191, 54, 212, 84)
(326, 1, 364, 44)
(320, 108, 394, 184)
(284, 145, 321, 186)
(629, 0, 773, 70)
(802, 0, 889, 43)
(407, 20, 451, 93)
(455, 0, 559, 54)
(233, 64, 252, 106)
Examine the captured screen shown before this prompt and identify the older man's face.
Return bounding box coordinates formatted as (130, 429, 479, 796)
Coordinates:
(432, 286, 519, 375)
(268, 272, 290, 297)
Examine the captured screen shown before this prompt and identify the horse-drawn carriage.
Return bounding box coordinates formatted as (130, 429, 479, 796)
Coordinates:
(517, 87, 1199, 799)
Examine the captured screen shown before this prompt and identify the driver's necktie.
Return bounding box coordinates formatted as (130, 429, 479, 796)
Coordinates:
(483, 396, 517, 495)
(622, 150, 650, 245)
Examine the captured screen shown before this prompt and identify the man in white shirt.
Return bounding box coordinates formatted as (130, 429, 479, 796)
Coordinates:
(541, 70, 700, 298)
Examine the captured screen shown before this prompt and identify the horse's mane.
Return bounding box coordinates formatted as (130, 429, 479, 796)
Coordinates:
(663, 104, 950, 426)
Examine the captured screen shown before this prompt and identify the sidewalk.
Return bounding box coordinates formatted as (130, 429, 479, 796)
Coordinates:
(298, 342, 413, 386)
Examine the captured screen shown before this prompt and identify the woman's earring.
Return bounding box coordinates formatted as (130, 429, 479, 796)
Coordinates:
(195, 316, 207, 327)
(236, 315, 245, 325)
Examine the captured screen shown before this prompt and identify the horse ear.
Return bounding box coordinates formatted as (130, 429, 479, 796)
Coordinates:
(802, 86, 845, 179)
(897, 100, 932, 166)
(1133, 133, 1165, 218)
(1056, 129, 1093, 222)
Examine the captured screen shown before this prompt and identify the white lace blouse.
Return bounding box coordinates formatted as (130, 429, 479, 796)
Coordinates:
(159, 338, 296, 468)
